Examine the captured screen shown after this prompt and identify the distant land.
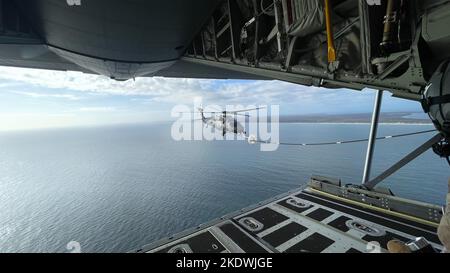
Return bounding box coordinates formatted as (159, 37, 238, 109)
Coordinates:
(277, 112, 432, 124)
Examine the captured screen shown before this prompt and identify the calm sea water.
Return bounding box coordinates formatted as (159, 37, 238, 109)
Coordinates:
(0, 123, 448, 253)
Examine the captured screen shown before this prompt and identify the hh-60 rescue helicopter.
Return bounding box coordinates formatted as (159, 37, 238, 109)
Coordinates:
(188, 107, 265, 137)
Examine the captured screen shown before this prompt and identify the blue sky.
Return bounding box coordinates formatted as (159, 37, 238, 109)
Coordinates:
(0, 65, 423, 131)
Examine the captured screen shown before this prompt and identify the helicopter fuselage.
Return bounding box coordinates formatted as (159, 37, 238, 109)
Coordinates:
(202, 114, 245, 136)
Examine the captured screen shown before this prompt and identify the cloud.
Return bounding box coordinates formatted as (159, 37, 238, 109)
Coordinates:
(0, 66, 349, 106)
(79, 107, 116, 112)
(0, 66, 214, 97)
(0, 65, 423, 131)
(10, 91, 82, 100)
(0, 65, 419, 116)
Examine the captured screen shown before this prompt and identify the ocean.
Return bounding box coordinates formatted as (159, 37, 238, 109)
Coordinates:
(0, 122, 448, 253)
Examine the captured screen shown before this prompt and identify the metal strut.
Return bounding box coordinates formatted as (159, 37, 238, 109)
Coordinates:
(364, 133, 444, 190)
(360, 90, 445, 190)
(362, 90, 383, 184)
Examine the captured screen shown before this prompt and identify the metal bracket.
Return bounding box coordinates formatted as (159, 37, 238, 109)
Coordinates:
(309, 176, 443, 224)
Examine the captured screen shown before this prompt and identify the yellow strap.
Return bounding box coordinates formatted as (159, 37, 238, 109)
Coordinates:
(324, 0, 336, 63)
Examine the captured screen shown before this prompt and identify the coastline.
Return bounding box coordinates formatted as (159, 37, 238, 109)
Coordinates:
(280, 122, 433, 125)
(249, 121, 433, 125)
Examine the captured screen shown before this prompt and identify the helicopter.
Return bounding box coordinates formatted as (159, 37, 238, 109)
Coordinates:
(189, 107, 265, 137)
